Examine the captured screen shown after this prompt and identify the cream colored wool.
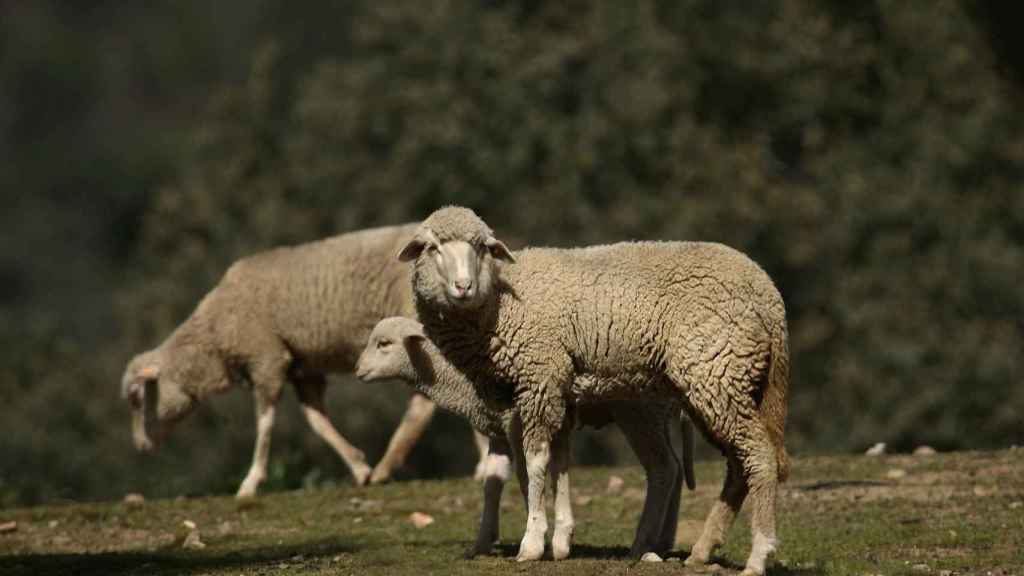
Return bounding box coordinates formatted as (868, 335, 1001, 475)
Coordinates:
(356, 316, 697, 558)
(120, 223, 490, 497)
(401, 207, 789, 575)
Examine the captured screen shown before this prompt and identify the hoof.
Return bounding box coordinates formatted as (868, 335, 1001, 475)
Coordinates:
(367, 466, 391, 485)
(352, 465, 373, 486)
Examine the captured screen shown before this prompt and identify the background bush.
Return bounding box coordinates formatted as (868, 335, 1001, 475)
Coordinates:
(1, 0, 1021, 506)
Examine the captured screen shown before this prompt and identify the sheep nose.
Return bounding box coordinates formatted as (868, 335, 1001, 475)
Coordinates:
(453, 279, 474, 297)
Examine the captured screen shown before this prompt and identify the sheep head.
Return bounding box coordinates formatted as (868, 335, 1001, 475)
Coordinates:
(122, 342, 227, 451)
(121, 350, 161, 452)
(355, 317, 427, 384)
(398, 206, 514, 311)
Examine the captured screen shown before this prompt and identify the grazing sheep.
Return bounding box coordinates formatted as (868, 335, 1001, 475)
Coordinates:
(399, 207, 789, 575)
(355, 316, 698, 558)
(120, 224, 490, 497)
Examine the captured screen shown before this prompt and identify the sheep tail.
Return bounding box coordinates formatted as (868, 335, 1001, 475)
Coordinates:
(761, 326, 790, 483)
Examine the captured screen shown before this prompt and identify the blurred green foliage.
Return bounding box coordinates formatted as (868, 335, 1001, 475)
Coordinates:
(1, 0, 1022, 506)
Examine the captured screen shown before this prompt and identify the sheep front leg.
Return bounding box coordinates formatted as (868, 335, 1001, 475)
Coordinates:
(237, 394, 276, 498)
(549, 428, 574, 560)
(469, 435, 512, 558)
(294, 374, 372, 486)
(516, 436, 550, 562)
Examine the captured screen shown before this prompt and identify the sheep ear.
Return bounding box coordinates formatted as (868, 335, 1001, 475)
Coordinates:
(398, 229, 441, 262)
(398, 237, 426, 262)
(485, 236, 516, 263)
(139, 365, 160, 381)
(403, 322, 427, 343)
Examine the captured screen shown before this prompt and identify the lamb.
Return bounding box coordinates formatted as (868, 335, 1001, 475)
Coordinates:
(355, 316, 698, 558)
(398, 207, 789, 575)
(120, 223, 491, 498)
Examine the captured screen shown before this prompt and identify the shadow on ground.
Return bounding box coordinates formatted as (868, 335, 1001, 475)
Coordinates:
(0, 538, 358, 576)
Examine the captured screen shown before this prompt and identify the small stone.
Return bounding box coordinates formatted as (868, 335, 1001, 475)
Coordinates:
(353, 517, 363, 524)
(606, 475, 625, 494)
(640, 552, 663, 562)
(939, 570, 953, 576)
(182, 520, 197, 530)
(666, 557, 681, 563)
(886, 468, 907, 480)
(124, 493, 145, 506)
(0, 521, 17, 534)
(705, 562, 723, 572)
(182, 529, 205, 550)
(973, 485, 996, 497)
(409, 512, 434, 529)
(48, 520, 59, 529)
(865, 442, 887, 456)
(574, 495, 593, 506)
(913, 446, 937, 456)
(912, 563, 929, 571)
(1009, 501, 1022, 509)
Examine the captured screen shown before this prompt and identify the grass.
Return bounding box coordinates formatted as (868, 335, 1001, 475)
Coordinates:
(1, 450, 1021, 576)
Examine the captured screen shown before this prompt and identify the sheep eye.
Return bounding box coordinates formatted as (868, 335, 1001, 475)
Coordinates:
(377, 339, 392, 349)
(427, 244, 439, 254)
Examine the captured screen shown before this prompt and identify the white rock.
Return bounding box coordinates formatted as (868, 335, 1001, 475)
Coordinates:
(640, 552, 663, 562)
(606, 475, 625, 494)
(912, 446, 937, 456)
(886, 468, 907, 480)
(409, 512, 434, 529)
(865, 442, 887, 456)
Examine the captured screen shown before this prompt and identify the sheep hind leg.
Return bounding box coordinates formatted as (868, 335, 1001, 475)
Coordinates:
(369, 393, 437, 484)
(549, 428, 574, 560)
(686, 456, 747, 568)
(612, 403, 679, 558)
(472, 430, 491, 481)
(294, 374, 372, 486)
(737, 423, 780, 576)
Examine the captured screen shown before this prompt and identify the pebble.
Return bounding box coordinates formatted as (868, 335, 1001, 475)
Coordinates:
(640, 552, 663, 562)
(1009, 501, 1022, 510)
(913, 446, 937, 456)
(574, 495, 593, 506)
(48, 520, 59, 529)
(886, 468, 907, 480)
(409, 512, 434, 529)
(912, 563, 929, 571)
(606, 476, 625, 494)
(124, 493, 146, 506)
(865, 442, 887, 456)
(0, 521, 17, 534)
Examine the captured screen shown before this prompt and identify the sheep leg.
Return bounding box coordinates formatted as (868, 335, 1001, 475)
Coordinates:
(469, 435, 512, 558)
(516, 437, 550, 562)
(737, 423, 780, 576)
(686, 456, 747, 567)
(548, 428, 574, 560)
(613, 403, 680, 557)
(237, 393, 276, 498)
(472, 430, 491, 481)
(294, 374, 372, 486)
(369, 393, 437, 484)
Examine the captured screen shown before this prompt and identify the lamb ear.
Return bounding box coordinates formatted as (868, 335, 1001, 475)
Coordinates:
(485, 236, 516, 263)
(403, 322, 427, 343)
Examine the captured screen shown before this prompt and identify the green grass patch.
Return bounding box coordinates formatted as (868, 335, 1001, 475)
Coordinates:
(0, 450, 1020, 575)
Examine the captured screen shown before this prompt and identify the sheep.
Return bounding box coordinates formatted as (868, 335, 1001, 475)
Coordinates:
(355, 316, 698, 558)
(120, 223, 491, 498)
(398, 207, 789, 575)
